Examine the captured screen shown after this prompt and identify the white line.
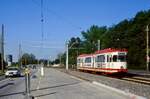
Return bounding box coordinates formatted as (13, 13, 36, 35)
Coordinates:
(36, 77, 41, 90)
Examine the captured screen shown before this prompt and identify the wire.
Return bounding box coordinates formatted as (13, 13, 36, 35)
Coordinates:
(40, 0, 44, 60)
(41, 0, 44, 43)
(31, 0, 82, 30)
(41, 0, 44, 46)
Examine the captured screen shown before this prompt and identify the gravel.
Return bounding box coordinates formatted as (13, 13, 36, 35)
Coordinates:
(56, 68, 150, 99)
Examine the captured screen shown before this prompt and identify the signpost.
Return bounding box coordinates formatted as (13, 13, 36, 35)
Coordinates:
(41, 63, 44, 76)
(24, 68, 32, 99)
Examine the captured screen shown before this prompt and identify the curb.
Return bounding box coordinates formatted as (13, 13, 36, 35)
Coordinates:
(56, 69, 147, 99)
(92, 81, 147, 99)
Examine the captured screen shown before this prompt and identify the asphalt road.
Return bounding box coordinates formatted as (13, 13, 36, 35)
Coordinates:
(0, 68, 37, 99)
(0, 67, 130, 99)
(0, 75, 5, 81)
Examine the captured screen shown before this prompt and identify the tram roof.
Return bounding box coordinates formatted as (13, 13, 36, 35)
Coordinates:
(78, 54, 94, 57)
(95, 48, 127, 54)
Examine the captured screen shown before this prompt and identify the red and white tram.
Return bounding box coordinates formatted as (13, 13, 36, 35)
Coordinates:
(77, 48, 128, 74)
(77, 54, 94, 68)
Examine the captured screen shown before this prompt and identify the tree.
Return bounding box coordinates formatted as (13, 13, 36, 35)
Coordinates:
(19, 53, 37, 65)
(61, 9, 150, 70)
(68, 37, 82, 66)
(81, 25, 107, 53)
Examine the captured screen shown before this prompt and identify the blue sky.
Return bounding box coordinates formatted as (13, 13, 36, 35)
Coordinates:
(0, 0, 150, 61)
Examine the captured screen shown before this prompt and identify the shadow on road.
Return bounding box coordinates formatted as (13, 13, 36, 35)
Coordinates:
(0, 82, 79, 98)
(34, 92, 57, 98)
(31, 82, 80, 92)
(0, 91, 24, 98)
(0, 83, 14, 89)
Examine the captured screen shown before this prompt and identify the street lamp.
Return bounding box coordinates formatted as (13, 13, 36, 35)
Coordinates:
(66, 40, 78, 70)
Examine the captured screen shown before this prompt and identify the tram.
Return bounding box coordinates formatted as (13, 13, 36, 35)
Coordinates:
(77, 48, 128, 74)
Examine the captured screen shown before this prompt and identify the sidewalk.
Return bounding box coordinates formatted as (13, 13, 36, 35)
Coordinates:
(29, 68, 133, 99)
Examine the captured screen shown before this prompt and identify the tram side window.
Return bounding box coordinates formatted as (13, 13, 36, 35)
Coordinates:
(81, 59, 83, 63)
(107, 55, 111, 62)
(97, 55, 105, 62)
(85, 57, 91, 63)
(77, 59, 80, 63)
(113, 55, 117, 62)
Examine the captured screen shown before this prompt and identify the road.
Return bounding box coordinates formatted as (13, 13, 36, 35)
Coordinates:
(0, 67, 130, 99)
(0, 68, 37, 99)
(0, 77, 26, 99)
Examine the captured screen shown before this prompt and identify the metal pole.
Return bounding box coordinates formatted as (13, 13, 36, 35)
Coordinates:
(25, 68, 31, 99)
(1, 24, 4, 72)
(76, 50, 79, 69)
(146, 25, 149, 72)
(98, 40, 100, 50)
(19, 43, 22, 69)
(59, 54, 61, 66)
(41, 63, 44, 76)
(66, 41, 68, 70)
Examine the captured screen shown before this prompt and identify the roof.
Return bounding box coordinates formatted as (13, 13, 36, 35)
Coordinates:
(95, 48, 128, 54)
(78, 54, 93, 58)
(77, 48, 127, 57)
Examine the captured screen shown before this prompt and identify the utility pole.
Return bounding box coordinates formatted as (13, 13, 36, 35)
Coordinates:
(40, 0, 44, 77)
(66, 41, 69, 70)
(59, 54, 61, 66)
(19, 43, 22, 69)
(65, 40, 78, 70)
(146, 25, 149, 72)
(98, 40, 100, 50)
(1, 24, 4, 72)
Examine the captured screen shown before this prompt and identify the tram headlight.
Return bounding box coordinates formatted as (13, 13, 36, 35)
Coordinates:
(120, 66, 124, 69)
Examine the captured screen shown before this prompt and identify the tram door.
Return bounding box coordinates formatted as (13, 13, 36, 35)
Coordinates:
(80, 58, 83, 67)
(107, 55, 111, 69)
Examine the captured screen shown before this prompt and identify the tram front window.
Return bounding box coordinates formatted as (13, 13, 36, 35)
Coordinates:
(118, 55, 126, 62)
(113, 55, 117, 62)
(113, 55, 126, 62)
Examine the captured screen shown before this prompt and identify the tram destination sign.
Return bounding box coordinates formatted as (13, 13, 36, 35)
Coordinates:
(118, 52, 126, 55)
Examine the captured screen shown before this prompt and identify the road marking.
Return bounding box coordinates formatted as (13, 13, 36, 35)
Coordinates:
(36, 77, 41, 90)
(35, 69, 42, 99)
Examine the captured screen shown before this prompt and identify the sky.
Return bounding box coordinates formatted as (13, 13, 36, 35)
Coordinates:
(0, 0, 150, 62)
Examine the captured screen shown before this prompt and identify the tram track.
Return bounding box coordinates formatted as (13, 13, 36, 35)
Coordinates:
(58, 68, 150, 86)
(120, 76, 150, 85)
(76, 69, 150, 86)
